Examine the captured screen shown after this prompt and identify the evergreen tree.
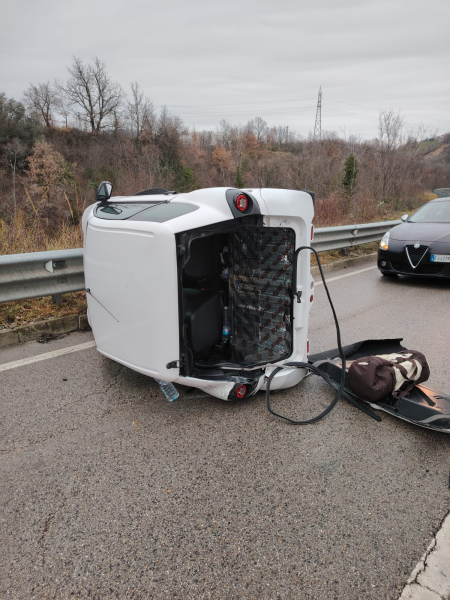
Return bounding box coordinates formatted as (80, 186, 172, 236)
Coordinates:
(236, 163, 244, 188)
(342, 153, 358, 196)
(177, 166, 198, 192)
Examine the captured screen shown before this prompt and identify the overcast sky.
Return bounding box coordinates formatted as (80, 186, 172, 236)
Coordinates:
(1, 0, 449, 138)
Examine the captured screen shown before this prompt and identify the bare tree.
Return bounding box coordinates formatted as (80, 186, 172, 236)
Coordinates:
(229, 124, 246, 166)
(23, 82, 57, 127)
(253, 116, 268, 144)
(55, 93, 71, 127)
(27, 139, 66, 203)
(126, 81, 155, 138)
(267, 125, 290, 147)
(3, 138, 25, 217)
(57, 57, 123, 133)
(211, 145, 232, 184)
(374, 110, 405, 202)
(216, 119, 232, 148)
(151, 106, 186, 168)
(156, 106, 185, 139)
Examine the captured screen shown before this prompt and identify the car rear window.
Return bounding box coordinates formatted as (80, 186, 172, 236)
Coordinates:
(95, 202, 158, 220)
(128, 203, 198, 222)
(95, 202, 198, 222)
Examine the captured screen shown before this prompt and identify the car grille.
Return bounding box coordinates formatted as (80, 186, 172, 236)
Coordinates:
(405, 245, 428, 267)
(391, 261, 445, 275)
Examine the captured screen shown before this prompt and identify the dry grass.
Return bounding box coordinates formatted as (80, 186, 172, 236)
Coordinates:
(314, 192, 437, 228)
(311, 242, 379, 266)
(0, 292, 87, 329)
(0, 210, 86, 330)
(0, 210, 83, 255)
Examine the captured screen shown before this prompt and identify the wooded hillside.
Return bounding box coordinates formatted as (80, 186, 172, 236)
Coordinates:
(1, 57, 449, 253)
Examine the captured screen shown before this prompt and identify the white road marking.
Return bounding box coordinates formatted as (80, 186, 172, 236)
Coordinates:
(0, 265, 378, 372)
(315, 265, 377, 286)
(0, 340, 96, 373)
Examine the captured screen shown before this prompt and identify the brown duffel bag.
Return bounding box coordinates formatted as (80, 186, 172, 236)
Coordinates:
(347, 351, 430, 402)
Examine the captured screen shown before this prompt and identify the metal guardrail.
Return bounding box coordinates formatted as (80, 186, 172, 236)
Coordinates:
(0, 220, 401, 304)
(312, 220, 401, 252)
(434, 188, 450, 198)
(0, 249, 85, 303)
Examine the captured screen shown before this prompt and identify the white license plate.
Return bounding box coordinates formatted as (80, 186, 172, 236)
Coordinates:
(430, 254, 450, 263)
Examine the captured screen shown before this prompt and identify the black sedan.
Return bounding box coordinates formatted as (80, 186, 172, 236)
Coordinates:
(378, 197, 450, 278)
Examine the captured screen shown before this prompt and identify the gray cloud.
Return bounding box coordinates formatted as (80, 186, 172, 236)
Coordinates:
(1, 0, 449, 137)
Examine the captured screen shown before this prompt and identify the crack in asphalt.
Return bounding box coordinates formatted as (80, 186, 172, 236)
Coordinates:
(401, 508, 450, 600)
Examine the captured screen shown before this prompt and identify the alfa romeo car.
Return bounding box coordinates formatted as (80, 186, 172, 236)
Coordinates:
(378, 196, 450, 278)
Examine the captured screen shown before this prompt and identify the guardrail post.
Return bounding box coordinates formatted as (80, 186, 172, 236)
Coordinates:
(52, 293, 63, 306)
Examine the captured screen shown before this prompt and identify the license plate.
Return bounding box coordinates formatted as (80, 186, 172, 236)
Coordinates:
(430, 254, 450, 263)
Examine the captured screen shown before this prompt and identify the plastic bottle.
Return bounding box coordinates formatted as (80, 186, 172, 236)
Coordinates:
(222, 306, 230, 343)
(155, 379, 179, 402)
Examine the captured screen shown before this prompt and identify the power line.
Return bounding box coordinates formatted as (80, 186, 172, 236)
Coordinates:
(149, 94, 449, 125)
(175, 106, 315, 117)
(325, 107, 380, 122)
(156, 97, 317, 108)
(327, 99, 450, 124)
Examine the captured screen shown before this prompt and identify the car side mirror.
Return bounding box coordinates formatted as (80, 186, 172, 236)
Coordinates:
(96, 181, 113, 203)
(401, 214, 409, 222)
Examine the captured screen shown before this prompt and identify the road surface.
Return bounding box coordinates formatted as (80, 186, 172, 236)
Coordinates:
(1, 264, 449, 599)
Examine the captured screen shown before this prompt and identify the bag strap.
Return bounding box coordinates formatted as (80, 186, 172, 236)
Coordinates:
(395, 362, 418, 382)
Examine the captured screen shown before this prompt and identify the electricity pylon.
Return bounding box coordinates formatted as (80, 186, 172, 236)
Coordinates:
(313, 87, 322, 140)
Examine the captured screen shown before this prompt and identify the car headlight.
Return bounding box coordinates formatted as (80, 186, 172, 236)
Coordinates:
(380, 231, 390, 250)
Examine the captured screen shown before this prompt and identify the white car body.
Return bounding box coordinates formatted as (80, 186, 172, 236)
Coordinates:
(82, 187, 315, 401)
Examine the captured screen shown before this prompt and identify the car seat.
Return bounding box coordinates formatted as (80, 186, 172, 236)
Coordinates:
(183, 289, 223, 353)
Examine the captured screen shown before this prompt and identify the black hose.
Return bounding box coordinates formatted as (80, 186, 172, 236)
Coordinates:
(265, 246, 347, 425)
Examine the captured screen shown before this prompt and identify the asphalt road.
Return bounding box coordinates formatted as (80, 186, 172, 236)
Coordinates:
(1, 264, 449, 600)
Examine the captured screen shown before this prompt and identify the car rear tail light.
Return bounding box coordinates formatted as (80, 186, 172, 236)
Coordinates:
(311, 225, 314, 241)
(310, 295, 314, 302)
(236, 384, 247, 399)
(307, 339, 310, 354)
(235, 194, 248, 212)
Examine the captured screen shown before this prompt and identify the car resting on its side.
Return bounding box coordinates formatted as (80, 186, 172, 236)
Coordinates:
(82, 186, 315, 402)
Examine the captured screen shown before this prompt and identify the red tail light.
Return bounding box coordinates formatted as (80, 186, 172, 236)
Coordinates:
(307, 339, 310, 354)
(236, 384, 247, 399)
(310, 295, 314, 302)
(235, 194, 248, 212)
(311, 225, 314, 241)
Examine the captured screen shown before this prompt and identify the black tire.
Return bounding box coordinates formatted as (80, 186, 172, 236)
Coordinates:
(134, 188, 169, 196)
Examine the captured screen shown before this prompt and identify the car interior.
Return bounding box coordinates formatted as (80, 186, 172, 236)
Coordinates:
(178, 225, 295, 379)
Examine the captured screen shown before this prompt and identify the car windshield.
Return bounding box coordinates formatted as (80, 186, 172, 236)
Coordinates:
(409, 201, 450, 223)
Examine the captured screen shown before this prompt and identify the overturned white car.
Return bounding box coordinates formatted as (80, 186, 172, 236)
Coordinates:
(82, 185, 315, 402)
(82, 184, 450, 432)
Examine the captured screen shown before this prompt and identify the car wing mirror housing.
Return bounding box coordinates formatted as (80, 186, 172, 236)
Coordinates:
(96, 181, 113, 203)
(401, 214, 409, 222)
